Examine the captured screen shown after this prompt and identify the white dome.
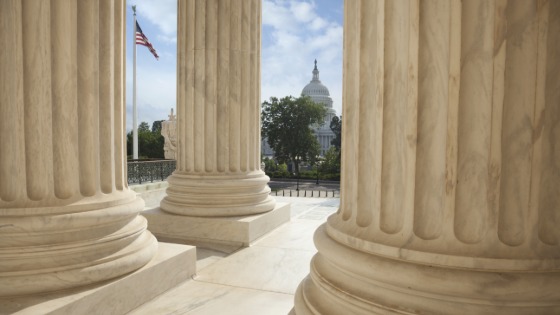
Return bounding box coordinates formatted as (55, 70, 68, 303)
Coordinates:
(301, 60, 333, 109)
(302, 81, 330, 97)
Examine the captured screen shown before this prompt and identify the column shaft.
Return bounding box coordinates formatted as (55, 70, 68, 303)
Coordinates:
(295, 1, 560, 313)
(162, 0, 274, 217)
(0, 0, 157, 296)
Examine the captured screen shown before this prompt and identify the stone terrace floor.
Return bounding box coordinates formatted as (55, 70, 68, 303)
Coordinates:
(128, 196, 339, 315)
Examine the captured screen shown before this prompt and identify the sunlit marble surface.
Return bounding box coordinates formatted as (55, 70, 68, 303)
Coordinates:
(0, 243, 196, 315)
(130, 196, 339, 314)
(143, 202, 291, 252)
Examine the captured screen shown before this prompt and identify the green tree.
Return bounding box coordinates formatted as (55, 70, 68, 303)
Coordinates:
(148, 121, 165, 158)
(126, 121, 165, 159)
(138, 122, 150, 132)
(330, 115, 342, 152)
(151, 120, 164, 133)
(320, 147, 341, 174)
(261, 96, 327, 175)
(329, 115, 342, 169)
(262, 157, 278, 173)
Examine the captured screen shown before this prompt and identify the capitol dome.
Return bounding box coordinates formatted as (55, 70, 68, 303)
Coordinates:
(301, 60, 334, 109)
(301, 60, 337, 155)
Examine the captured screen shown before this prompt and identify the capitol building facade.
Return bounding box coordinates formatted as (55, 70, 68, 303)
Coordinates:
(262, 60, 338, 157)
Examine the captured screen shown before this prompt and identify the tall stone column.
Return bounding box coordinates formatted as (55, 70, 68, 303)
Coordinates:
(0, 0, 157, 296)
(161, 0, 275, 216)
(294, 1, 560, 314)
(147, 0, 287, 250)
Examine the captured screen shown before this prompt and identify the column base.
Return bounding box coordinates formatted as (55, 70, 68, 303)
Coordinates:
(0, 242, 196, 315)
(0, 194, 159, 297)
(160, 172, 276, 216)
(144, 203, 291, 253)
(293, 224, 560, 315)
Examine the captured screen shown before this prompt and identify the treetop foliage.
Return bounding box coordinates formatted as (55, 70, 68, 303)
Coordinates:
(320, 146, 341, 174)
(127, 121, 165, 159)
(138, 122, 150, 133)
(330, 115, 342, 152)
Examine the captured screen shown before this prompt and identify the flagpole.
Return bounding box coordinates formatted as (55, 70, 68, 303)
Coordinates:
(132, 5, 138, 159)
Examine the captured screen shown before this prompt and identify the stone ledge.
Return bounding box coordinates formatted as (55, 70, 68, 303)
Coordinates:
(0, 242, 196, 315)
(144, 203, 291, 253)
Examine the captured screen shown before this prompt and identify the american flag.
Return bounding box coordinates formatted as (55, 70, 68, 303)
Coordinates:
(136, 21, 159, 60)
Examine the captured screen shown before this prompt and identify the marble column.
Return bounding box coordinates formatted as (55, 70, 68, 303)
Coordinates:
(0, 0, 158, 296)
(294, 0, 560, 314)
(161, 0, 275, 216)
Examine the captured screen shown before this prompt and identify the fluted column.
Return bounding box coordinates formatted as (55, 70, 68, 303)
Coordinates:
(294, 1, 560, 314)
(161, 0, 275, 216)
(0, 0, 157, 296)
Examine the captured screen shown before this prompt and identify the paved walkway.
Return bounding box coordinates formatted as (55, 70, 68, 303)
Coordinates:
(129, 197, 340, 315)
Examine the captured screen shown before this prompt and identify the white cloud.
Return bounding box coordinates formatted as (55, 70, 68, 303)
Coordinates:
(289, 1, 316, 23)
(126, 0, 343, 131)
(262, 1, 298, 32)
(125, 59, 176, 131)
(157, 34, 177, 44)
(261, 0, 343, 115)
(309, 17, 328, 31)
(132, 0, 177, 35)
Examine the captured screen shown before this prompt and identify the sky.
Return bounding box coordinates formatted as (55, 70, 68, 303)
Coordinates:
(126, 0, 343, 131)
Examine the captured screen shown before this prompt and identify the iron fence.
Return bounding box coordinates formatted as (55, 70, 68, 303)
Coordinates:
(127, 160, 176, 184)
(271, 189, 339, 198)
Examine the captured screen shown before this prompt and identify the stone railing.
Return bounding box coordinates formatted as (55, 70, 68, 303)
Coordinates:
(127, 160, 176, 185)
